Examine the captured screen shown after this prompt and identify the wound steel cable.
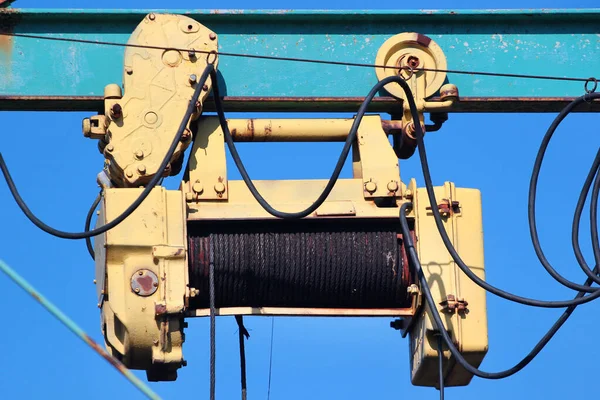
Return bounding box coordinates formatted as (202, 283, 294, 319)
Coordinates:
(1, 31, 597, 85)
(0, 259, 161, 400)
(0, 63, 214, 239)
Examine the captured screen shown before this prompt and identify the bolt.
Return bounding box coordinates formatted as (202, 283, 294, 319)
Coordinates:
(82, 118, 91, 137)
(387, 181, 399, 192)
(126, 170, 133, 178)
(125, 67, 133, 75)
(440, 83, 459, 101)
(390, 319, 404, 330)
(93, 279, 97, 284)
(106, 144, 114, 152)
(407, 56, 420, 69)
(110, 103, 122, 119)
(189, 74, 197, 84)
(153, 282, 159, 288)
(138, 271, 144, 276)
(209, 33, 217, 40)
(404, 189, 413, 199)
(135, 149, 144, 159)
(365, 181, 377, 193)
(153, 339, 159, 346)
(134, 287, 141, 293)
(202, 84, 209, 91)
(407, 284, 419, 295)
(148, 13, 155, 21)
(188, 49, 196, 58)
(192, 181, 203, 194)
(214, 182, 226, 194)
(185, 192, 194, 202)
(97, 303, 101, 308)
(138, 164, 146, 175)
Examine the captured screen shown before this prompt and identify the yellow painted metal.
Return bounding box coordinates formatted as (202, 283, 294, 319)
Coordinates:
(96, 187, 189, 381)
(188, 305, 416, 318)
(224, 117, 356, 141)
(83, 13, 219, 188)
(186, 179, 408, 220)
(409, 182, 488, 388)
(374, 32, 456, 143)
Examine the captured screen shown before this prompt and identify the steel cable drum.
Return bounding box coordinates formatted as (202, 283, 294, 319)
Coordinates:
(188, 219, 414, 310)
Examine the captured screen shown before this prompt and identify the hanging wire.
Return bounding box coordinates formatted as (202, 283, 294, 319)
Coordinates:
(0, 32, 596, 85)
(267, 317, 275, 400)
(0, 259, 161, 400)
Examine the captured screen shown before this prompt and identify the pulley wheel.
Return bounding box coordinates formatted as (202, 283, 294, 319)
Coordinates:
(375, 32, 447, 100)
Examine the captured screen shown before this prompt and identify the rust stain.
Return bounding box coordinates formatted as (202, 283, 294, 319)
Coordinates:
(135, 275, 154, 292)
(82, 333, 130, 374)
(0, 9, 21, 57)
(155, 303, 167, 316)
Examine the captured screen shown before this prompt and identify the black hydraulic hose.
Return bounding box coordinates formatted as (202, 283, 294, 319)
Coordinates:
(211, 70, 403, 219)
(85, 190, 103, 260)
(399, 203, 598, 379)
(571, 150, 600, 285)
(592, 167, 600, 271)
(528, 91, 600, 291)
(394, 76, 600, 306)
(0, 63, 214, 240)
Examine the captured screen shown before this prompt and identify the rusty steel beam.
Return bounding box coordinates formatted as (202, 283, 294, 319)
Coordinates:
(0, 95, 598, 113)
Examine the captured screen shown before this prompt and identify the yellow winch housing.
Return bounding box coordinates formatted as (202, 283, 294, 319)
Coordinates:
(86, 12, 489, 386)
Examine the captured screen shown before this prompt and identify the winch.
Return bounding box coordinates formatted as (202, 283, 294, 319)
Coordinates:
(83, 13, 488, 387)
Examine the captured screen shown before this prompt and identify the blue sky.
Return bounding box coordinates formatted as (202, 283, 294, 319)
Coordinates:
(1, 0, 600, 399)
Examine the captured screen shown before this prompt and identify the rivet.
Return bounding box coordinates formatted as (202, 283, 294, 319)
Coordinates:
(93, 279, 97, 284)
(209, 33, 217, 40)
(153, 282, 159, 287)
(138, 271, 144, 276)
(106, 144, 114, 152)
(148, 13, 155, 21)
(134, 287, 141, 293)
(97, 303, 101, 308)
(110, 103, 122, 119)
(126, 170, 133, 178)
(138, 164, 146, 175)
(125, 67, 133, 75)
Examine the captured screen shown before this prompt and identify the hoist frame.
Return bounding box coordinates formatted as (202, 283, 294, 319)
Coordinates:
(1, 5, 599, 392)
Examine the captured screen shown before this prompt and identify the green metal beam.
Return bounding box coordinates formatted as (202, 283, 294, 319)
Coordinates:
(1, 8, 599, 112)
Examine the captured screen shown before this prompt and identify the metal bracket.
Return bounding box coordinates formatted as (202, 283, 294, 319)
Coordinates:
(439, 294, 469, 313)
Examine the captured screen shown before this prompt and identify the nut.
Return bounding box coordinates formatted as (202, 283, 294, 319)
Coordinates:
(110, 103, 122, 119)
(440, 84, 459, 101)
(192, 181, 203, 194)
(365, 181, 377, 193)
(214, 182, 226, 194)
(407, 56, 420, 69)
